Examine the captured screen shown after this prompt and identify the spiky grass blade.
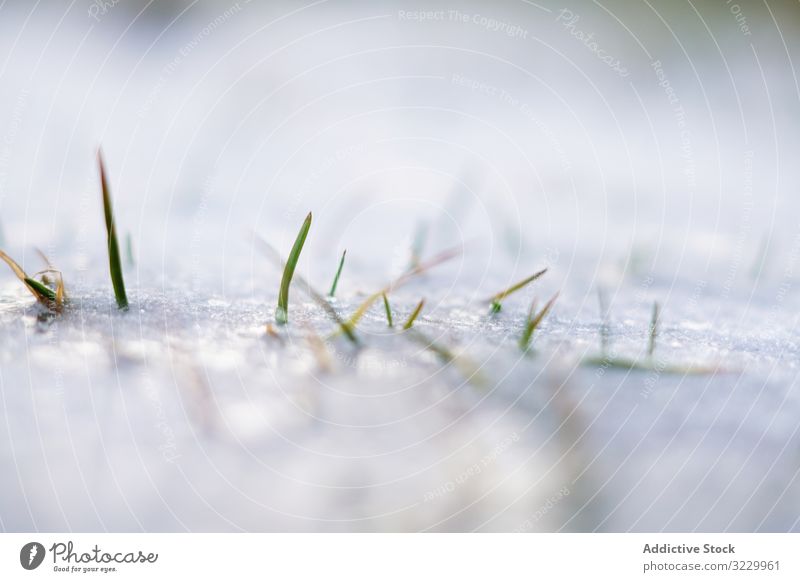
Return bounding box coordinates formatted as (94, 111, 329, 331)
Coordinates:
(0, 250, 62, 310)
(35, 248, 53, 268)
(34, 249, 56, 286)
(98, 151, 128, 310)
(254, 233, 358, 344)
(519, 292, 559, 351)
(24, 277, 56, 302)
(0, 250, 28, 282)
(339, 290, 382, 334)
(328, 249, 346, 297)
(487, 268, 547, 313)
(334, 245, 461, 337)
(403, 299, 425, 330)
(55, 274, 65, 308)
(648, 301, 660, 357)
(275, 212, 312, 325)
(382, 293, 393, 327)
(33, 269, 66, 310)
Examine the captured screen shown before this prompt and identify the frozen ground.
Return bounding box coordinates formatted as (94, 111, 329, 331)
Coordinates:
(1, 0, 800, 531)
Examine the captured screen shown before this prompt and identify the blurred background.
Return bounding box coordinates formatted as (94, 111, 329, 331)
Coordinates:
(0, 0, 798, 291)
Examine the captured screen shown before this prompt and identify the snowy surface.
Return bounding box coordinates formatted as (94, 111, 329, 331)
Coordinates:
(1, 0, 800, 531)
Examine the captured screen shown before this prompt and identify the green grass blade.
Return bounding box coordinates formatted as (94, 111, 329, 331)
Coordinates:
(126, 232, 135, 267)
(519, 300, 538, 350)
(98, 151, 128, 310)
(0, 249, 61, 309)
(648, 301, 660, 357)
(275, 212, 312, 325)
(0, 249, 28, 281)
(333, 245, 461, 338)
(402, 299, 425, 330)
(24, 277, 56, 302)
(254, 234, 357, 344)
(382, 293, 393, 327)
(487, 268, 547, 312)
(328, 249, 346, 297)
(519, 292, 558, 351)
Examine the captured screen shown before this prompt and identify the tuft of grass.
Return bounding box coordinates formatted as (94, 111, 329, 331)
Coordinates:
(581, 300, 722, 375)
(648, 301, 660, 357)
(333, 245, 461, 338)
(98, 151, 129, 310)
(402, 299, 425, 330)
(519, 292, 559, 352)
(487, 268, 547, 313)
(275, 212, 312, 325)
(24, 277, 57, 303)
(328, 249, 346, 297)
(0, 250, 65, 311)
(255, 233, 358, 344)
(382, 293, 394, 327)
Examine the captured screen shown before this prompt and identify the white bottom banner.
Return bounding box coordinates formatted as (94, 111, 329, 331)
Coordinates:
(1, 533, 797, 581)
